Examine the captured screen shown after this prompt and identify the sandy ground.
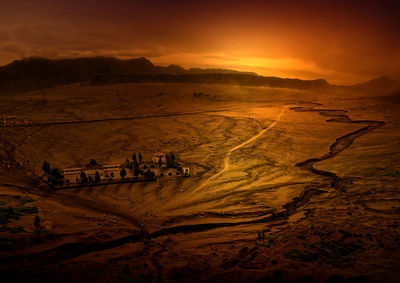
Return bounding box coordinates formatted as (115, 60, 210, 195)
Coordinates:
(0, 83, 399, 282)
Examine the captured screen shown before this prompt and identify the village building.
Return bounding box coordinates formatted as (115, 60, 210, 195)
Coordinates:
(182, 166, 190, 176)
(60, 153, 191, 186)
(63, 159, 122, 184)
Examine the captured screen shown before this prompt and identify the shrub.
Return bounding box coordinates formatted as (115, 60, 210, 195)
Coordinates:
(48, 168, 64, 186)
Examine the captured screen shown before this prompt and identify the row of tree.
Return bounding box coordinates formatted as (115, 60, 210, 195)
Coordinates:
(42, 161, 64, 186)
(125, 152, 156, 180)
(76, 171, 101, 184)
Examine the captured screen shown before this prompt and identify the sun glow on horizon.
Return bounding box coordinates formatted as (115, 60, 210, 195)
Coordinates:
(149, 52, 355, 84)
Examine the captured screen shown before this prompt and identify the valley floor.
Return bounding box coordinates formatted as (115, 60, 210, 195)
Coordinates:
(0, 83, 399, 282)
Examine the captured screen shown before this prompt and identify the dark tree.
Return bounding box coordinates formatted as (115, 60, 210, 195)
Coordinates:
(133, 163, 140, 177)
(42, 161, 51, 174)
(94, 171, 101, 183)
(138, 152, 143, 162)
(48, 168, 63, 186)
(158, 157, 163, 167)
(80, 171, 88, 184)
(168, 153, 176, 168)
(144, 169, 153, 179)
(88, 175, 93, 183)
(120, 167, 127, 178)
(132, 153, 137, 163)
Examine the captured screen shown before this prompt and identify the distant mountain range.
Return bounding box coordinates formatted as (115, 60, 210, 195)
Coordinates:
(0, 56, 399, 93)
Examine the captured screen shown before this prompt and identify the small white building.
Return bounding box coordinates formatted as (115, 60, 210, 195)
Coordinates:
(182, 166, 190, 176)
(62, 161, 122, 184)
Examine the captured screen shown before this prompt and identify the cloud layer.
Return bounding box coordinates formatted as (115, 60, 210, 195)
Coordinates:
(1, 0, 399, 84)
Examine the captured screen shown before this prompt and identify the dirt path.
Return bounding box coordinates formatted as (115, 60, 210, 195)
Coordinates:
(196, 105, 288, 191)
(8, 105, 274, 128)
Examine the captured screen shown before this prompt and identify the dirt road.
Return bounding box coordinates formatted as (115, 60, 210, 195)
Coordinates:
(196, 105, 288, 191)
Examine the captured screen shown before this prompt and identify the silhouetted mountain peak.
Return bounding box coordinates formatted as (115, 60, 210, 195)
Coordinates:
(350, 76, 400, 93)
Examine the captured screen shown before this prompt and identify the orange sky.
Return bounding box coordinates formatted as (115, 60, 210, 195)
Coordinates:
(1, 0, 399, 84)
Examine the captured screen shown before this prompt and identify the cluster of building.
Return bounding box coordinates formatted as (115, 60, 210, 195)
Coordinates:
(62, 152, 190, 185)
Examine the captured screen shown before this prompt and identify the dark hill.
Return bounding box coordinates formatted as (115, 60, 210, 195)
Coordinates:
(348, 76, 400, 93)
(0, 56, 331, 92)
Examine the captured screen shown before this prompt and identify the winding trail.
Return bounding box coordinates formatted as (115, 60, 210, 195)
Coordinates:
(197, 105, 288, 190)
(292, 104, 385, 191)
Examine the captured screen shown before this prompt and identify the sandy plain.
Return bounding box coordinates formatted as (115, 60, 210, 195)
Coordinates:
(0, 82, 399, 282)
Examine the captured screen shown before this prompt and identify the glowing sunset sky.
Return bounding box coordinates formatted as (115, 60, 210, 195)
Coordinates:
(1, 0, 399, 84)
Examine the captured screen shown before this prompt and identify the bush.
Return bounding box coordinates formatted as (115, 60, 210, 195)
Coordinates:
(48, 168, 64, 186)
